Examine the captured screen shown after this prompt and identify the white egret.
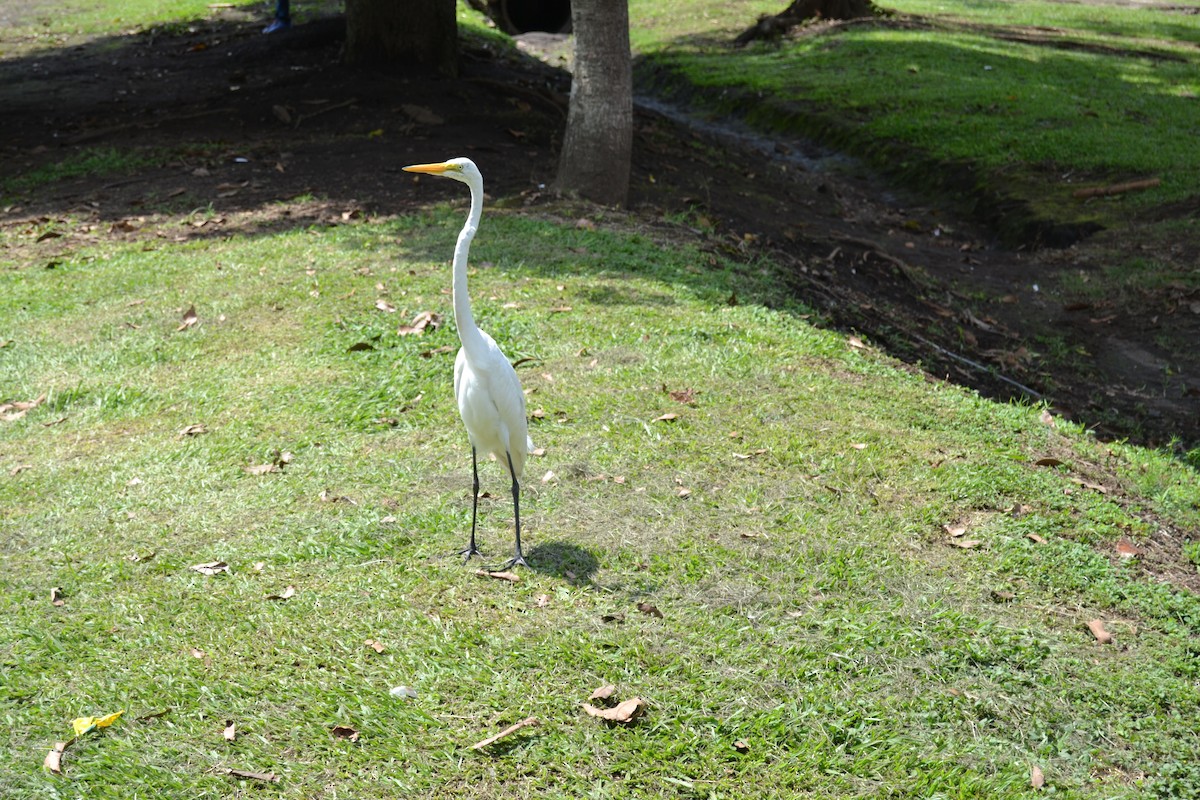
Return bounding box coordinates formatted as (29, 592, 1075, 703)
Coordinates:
(402, 157, 534, 569)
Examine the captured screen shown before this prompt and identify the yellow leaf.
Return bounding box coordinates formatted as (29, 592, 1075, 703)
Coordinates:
(72, 710, 123, 737)
(95, 710, 124, 728)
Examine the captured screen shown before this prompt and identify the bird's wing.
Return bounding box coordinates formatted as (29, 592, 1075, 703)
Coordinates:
(479, 333, 531, 468)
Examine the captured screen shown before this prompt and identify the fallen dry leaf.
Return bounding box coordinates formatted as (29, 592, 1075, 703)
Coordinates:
(943, 523, 968, 538)
(850, 443, 868, 450)
(319, 489, 357, 504)
(1115, 538, 1142, 559)
(178, 423, 207, 437)
(264, 585, 296, 601)
(1026, 533, 1047, 544)
(951, 539, 982, 549)
(223, 721, 236, 742)
(847, 335, 866, 349)
(136, 709, 171, 721)
(331, 725, 360, 742)
(733, 739, 750, 753)
(226, 769, 279, 783)
(1034, 457, 1065, 468)
(10, 464, 33, 476)
(190, 647, 206, 659)
(176, 305, 199, 332)
(654, 412, 679, 423)
(549, 305, 573, 313)
(991, 589, 1016, 603)
(1087, 619, 1113, 644)
(43, 741, 70, 773)
(668, 387, 697, 405)
(1039, 409, 1055, 427)
(244, 463, 280, 475)
(397, 310, 442, 336)
(582, 697, 646, 724)
(1, 393, 47, 414)
(475, 569, 520, 583)
(1072, 477, 1108, 494)
(50, 587, 65, 607)
(535, 594, 550, 608)
(1031, 764, 1045, 789)
(470, 716, 539, 750)
(637, 602, 664, 618)
(365, 639, 385, 653)
(589, 685, 617, 701)
(374, 298, 396, 313)
(190, 561, 229, 576)
(541, 470, 557, 484)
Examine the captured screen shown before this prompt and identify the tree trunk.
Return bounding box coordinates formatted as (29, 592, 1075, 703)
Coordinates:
(345, 0, 458, 75)
(735, 0, 880, 46)
(554, 0, 632, 206)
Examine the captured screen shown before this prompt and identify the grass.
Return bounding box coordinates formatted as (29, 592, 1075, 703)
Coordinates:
(3, 198, 1200, 798)
(0, 0, 351, 57)
(2, 1, 1200, 797)
(0, 147, 164, 197)
(629, 0, 1200, 227)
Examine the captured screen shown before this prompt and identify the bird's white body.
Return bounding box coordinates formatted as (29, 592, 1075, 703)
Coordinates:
(403, 156, 532, 567)
(453, 331, 531, 482)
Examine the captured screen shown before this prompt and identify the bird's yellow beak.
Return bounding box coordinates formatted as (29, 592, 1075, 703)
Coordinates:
(403, 161, 458, 174)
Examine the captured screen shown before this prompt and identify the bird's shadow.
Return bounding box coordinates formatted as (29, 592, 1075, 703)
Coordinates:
(527, 540, 599, 585)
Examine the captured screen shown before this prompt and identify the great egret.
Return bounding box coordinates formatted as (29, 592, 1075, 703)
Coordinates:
(402, 157, 534, 569)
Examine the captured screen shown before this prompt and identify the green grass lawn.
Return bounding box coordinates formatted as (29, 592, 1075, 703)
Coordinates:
(630, 0, 1200, 229)
(2, 1, 1200, 797)
(3, 200, 1200, 797)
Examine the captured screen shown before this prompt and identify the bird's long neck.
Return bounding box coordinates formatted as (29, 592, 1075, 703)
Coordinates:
(452, 176, 487, 358)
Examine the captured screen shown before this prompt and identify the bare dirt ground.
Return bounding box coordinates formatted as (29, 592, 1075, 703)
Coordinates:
(1, 8, 1197, 452)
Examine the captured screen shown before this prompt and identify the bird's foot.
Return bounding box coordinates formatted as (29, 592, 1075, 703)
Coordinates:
(494, 552, 529, 571)
(458, 545, 485, 563)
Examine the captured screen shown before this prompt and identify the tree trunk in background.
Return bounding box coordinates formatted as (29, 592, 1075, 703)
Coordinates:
(735, 0, 880, 46)
(554, 0, 632, 206)
(345, 0, 458, 75)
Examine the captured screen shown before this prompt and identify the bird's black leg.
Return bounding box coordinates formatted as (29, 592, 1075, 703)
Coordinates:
(499, 451, 529, 570)
(458, 446, 483, 561)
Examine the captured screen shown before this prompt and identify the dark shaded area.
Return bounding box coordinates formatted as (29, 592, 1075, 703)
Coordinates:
(470, 0, 573, 34)
(0, 10, 1196, 454)
(527, 541, 600, 583)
